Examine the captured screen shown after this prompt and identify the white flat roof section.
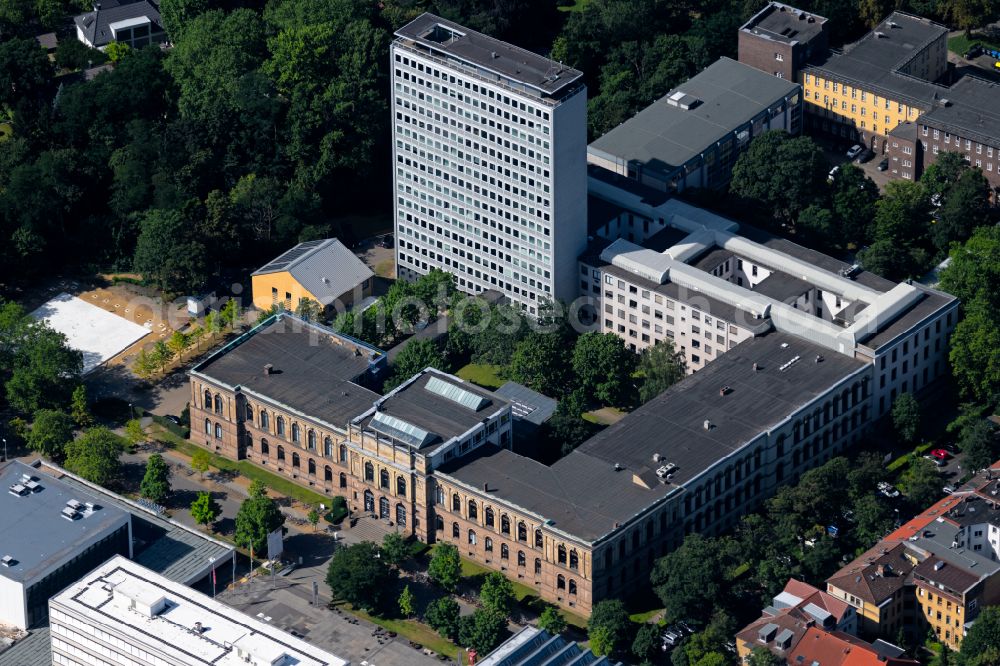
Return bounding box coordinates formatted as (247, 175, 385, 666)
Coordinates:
(52, 557, 348, 666)
(30, 293, 150, 374)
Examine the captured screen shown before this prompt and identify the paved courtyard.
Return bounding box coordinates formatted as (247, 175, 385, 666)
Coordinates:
(219, 573, 448, 666)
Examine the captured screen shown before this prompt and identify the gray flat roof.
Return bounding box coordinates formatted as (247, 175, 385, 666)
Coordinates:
(740, 2, 827, 45)
(192, 315, 382, 429)
(358, 370, 509, 446)
(495, 382, 557, 426)
(575, 331, 866, 488)
(443, 332, 865, 542)
(805, 12, 948, 106)
(858, 285, 955, 350)
(394, 13, 582, 99)
(918, 76, 1000, 148)
(253, 238, 374, 306)
(589, 57, 800, 176)
(47, 464, 234, 586)
(0, 461, 129, 584)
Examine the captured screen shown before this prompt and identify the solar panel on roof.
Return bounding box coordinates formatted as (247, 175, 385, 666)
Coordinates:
(371, 411, 435, 448)
(425, 375, 489, 411)
(510, 401, 536, 419)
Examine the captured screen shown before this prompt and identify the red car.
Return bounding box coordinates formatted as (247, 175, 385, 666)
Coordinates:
(931, 448, 950, 461)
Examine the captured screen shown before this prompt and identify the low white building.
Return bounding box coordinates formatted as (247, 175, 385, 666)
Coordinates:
(49, 556, 348, 666)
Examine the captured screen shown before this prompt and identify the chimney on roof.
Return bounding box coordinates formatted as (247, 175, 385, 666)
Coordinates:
(194, 621, 203, 634)
(483, 482, 489, 492)
(752, 362, 759, 373)
(704, 419, 713, 431)
(263, 363, 273, 376)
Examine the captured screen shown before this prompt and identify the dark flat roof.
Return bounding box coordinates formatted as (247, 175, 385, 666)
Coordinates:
(740, 2, 827, 45)
(192, 315, 382, 429)
(589, 58, 800, 176)
(805, 12, 948, 106)
(437, 445, 658, 542)
(588, 165, 672, 206)
(443, 332, 865, 542)
(358, 371, 509, 446)
(859, 286, 955, 350)
(394, 13, 582, 99)
(0, 461, 129, 584)
(495, 382, 557, 426)
(576, 332, 866, 487)
(918, 76, 1000, 148)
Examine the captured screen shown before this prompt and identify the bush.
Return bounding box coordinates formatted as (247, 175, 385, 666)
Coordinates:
(325, 495, 348, 524)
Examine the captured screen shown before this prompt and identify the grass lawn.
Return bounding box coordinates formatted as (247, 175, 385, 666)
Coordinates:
(582, 407, 627, 426)
(374, 259, 395, 278)
(557, 0, 591, 11)
(948, 32, 1000, 56)
(629, 608, 665, 624)
(0, 122, 11, 142)
(346, 605, 459, 659)
(456, 363, 505, 389)
(149, 424, 331, 507)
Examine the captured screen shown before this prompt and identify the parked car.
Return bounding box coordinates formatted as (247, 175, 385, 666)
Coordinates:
(661, 627, 684, 651)
(965, 45, 983, 59)
(878, 481, 900, 498)
(857, 149, 876, 164)
(943, 485, 956, 495)
(828, 165, 840, 182)
(931, 448, 950, 461)
(877, 158, 889, 171)
(995, 61, 1000, 71)
(923, 454, 947, 467)
(930, 192, 943, 207)
(846, 144, 864, 159)
(165, 415, 181, 426)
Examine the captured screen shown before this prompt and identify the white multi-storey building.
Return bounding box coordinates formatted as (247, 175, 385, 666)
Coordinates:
(391, 14, 588, 313)
(49, 556, 347, 666)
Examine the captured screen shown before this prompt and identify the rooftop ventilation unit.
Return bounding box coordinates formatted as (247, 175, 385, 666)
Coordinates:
(874, 31, 886, 38)
(666, 90, 702, 110)
(656, 463, 678, 479)
(779, 355, 801, 372)
(61, 507, 80, 521)
(0, 555, 14, 567)
(934, 561, 945, 571)
(8, 483, 28, 497)
(66, 499, 83, 511)
(839, 263, 862, 279)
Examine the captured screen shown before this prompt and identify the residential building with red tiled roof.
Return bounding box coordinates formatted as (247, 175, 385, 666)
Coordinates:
(789, 627, 918, 666)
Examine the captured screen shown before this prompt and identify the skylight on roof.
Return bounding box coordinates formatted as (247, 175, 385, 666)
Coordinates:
(425, 375, 489, 411)
(370, 411, 435, 448)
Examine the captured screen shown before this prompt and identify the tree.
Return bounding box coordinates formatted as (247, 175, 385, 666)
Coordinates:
(124, 418, 145, 448)
(190, 448, 211, 477)
(307, 508, 320, 531)
(748, 647, 787, 666)
(0, 38, 51, 110)
(190, 491, 220, 528)
(830, 164, 879, 246)
(26, 409, 74, 459)
(633, 623, 661, 662)
(860, 180, 932, 280)
(398, 584, 415, 618)
(572, 332, 637, 407)
(105, 41, 131, 64)
(587, 600, 630, 657)
(385, 339, 448, 390)
(325, 541, 392, 611)
(939, 226, 1000, 309)
(853, 494, 895, 547)
(140, 453, 171, 503)
(480, 571, 515, 617)
(652, 534, 734, 624)
(381, 532, 408, 568)
(425, 596, 461, 639)
(509, 331, 573, 398)
(64, 427, 123, 486)
(932, 168, 990, 253)
(961, 606, 1000, 665)
(294, 297, 321, 322)
(960, 420, 999, 473)
(900, 458, 942, 510)
(159, 0, 209, 40)
(638, 340, 686, 403)
(921, 152, 968, 198)
(797, 205, 837, 250)
(950, 302, 1000, 404)
(681, 611, 736, 666)
(70, 385, 92, 427)
(6, 325, 82, 415)
(133, 208, 209, 294)
(540, 388, 595, 459)
(167, 330, 189, 359)
(892, 393, 921, 444)
(537, 606, 567, 635)
(133, 348, 157, 380)
(234, 480, 285, 555)
(428, 543, 462, 592)
(458, 609, 506, 655)
(56, 38, 106, 71)
(730, 130, 828, 224)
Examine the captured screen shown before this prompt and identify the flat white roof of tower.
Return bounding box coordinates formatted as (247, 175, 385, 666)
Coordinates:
(51, 556, 347, 666)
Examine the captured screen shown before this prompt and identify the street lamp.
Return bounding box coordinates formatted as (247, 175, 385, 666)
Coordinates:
(2, 438, 6, 462)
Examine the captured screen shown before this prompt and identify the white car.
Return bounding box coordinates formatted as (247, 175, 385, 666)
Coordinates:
(846, 144, 864, 159)
(827, 165, 840, 182)
(877, 481, 900, 498)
